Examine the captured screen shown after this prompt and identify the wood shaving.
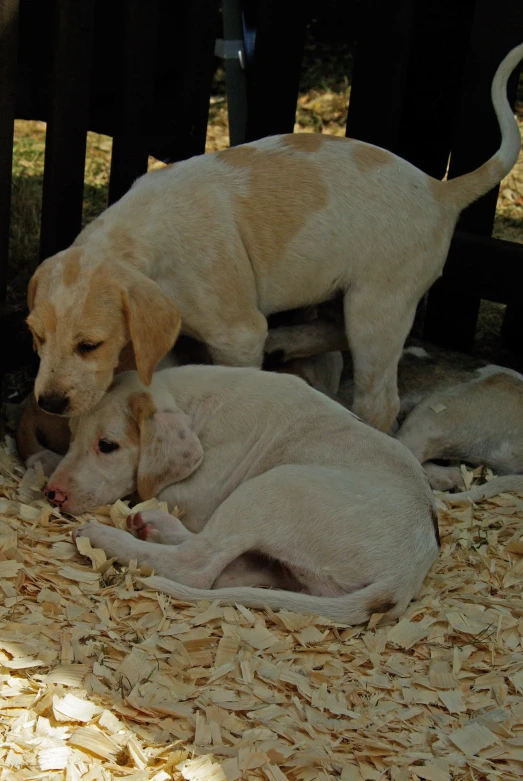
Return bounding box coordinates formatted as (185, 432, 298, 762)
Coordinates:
(0, 445, 522, 780)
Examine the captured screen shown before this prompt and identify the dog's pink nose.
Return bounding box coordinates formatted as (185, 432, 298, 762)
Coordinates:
(45, 485, 68, 506)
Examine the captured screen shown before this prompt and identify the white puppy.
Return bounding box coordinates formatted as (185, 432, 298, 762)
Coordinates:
(45, 366, 439, 623)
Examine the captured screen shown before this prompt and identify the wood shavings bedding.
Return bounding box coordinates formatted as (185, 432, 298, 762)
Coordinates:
(0, 439, 522, 781)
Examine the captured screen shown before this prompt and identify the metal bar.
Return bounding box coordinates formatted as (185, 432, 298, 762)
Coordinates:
(221, 0, 248, 147)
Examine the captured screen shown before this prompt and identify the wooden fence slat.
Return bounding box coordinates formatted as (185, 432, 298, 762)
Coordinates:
(155, 0, 218, 163)
(39, 0, 95, 261)
(0, 0, 19, 302)
(424, 0, 523, 352)
(434, 230, 523, 302)
(394, 0, 476, 177)
(244, 0, 307, 141)
(345, 0, 416, 152)
(108, 0, 160, 206)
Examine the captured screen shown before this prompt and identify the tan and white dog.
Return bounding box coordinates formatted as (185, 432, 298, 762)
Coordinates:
(267, 314, 523, 499)
(44, 366, 440, 623)
(25, 44, 523, 437)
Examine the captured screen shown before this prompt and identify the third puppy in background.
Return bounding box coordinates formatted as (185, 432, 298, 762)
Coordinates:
(267, 314, 523, 496)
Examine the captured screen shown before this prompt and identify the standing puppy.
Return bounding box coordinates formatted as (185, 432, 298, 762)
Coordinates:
(25, 44, 523, 436)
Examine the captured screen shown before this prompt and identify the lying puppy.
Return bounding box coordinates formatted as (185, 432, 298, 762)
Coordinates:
(395, 361, 523, 494)
(25, 44, 523, 437)
(44, 366, 439, 623)
(270, 317, 523, 497)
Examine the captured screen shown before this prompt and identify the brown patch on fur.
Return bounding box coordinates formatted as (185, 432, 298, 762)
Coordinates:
(429, 176, 446, 203)
(367, 596, 396, 616)
(479, 372, 521, 392)
(138, 473, 161, 501)
(281, 133, 324, 153)
(34, 301, 58, 334)
(226, 146, 328, 270)
(120, 271, 181, 386)
(352, 143, 394, 175)
(217, 145, 258, 167)
(108, 228, 137, 262)
(62, 249, 82, 287)
(125, 412, 140, 446)
(431, 507, 441, 547)
(128, 391, 157, 426)
(281, 133, 353, 153)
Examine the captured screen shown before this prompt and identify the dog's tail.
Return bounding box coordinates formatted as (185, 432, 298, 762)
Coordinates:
(139, 576, 407, 625)
(445, 43, 523, 209)
(443, 474, 523, 504)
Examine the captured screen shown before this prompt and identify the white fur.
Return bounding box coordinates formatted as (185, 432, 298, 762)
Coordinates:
(47, 366, 439, 624)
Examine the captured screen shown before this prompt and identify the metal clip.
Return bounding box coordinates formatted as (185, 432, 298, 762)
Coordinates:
(215, 38, 246, 69)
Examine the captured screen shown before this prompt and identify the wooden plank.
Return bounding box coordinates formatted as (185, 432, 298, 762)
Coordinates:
(108, 0, 160, 205)
(430, 231, 523, 302)
(171, 0, 218, 160)
(345, 0, 416, 152)
(424, 0, 523, 350)
(394, 0, 476, 176)
(39, 0, 95, 261)
(0, 0, 19, 302)
(245, 0, 307, 141)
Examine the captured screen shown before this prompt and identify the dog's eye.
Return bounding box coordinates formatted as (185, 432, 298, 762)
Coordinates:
(77, 341, 103, 355)
(98, 439, 120, 454)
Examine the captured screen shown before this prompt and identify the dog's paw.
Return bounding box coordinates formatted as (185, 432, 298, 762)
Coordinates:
(73, 523, 134, 562)
(127, 510, 192, 545)
(26, 449, 63, 478)
(424, 462, 464, 492)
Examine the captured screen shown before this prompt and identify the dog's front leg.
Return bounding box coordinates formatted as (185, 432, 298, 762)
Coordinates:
(206, 311, 268, 368)
(73, 521, 221, 588)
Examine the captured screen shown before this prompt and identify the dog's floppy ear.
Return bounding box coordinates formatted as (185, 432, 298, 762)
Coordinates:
(27, 268, 40, 311)
(121, 273, 181, 386)
(129, 391, 203, 500)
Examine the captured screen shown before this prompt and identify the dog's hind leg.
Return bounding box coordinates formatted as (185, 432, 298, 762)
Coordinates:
(343, 289, 418, 432)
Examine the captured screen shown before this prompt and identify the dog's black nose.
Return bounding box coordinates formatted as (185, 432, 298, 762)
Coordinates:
(38, 394, 69, 415)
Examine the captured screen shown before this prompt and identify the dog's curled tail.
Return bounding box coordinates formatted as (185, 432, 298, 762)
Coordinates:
(139, 576, 406, 625)
(445, 42, 523, 209)
(443, 474, 523, 505)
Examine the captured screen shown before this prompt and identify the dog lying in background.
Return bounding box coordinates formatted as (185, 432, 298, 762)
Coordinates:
(268, 309, 523, 498)
(23, 44, 523, 441)
(44, 365, 439, 623)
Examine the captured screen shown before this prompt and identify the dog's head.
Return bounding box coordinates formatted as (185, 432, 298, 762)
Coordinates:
(26, 247, 181, 416)
(45, 372, 203, 515)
